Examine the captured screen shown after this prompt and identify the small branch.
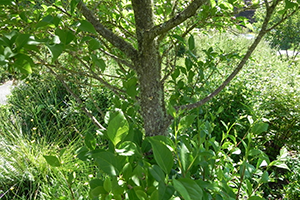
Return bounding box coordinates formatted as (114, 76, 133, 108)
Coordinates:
(77, 1, 138, 63)
(176, 0, 278, 111)
(148, 0, 209, 39)
(46, 66, 106, 131)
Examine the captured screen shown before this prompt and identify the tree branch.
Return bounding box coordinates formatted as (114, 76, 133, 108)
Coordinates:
(46, 66, 106, 131)
(77, 1, 138, 63)
(148, 0, 209, 39)
(176, 0, 279, 111)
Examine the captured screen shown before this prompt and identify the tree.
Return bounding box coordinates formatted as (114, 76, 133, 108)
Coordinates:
(0, 0, 298, 137)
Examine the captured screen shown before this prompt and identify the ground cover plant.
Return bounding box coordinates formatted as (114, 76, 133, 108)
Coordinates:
(1, 0, 300, 199)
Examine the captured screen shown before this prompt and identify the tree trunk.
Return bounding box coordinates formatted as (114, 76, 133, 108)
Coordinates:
(136, 42, 168, 137)
(132, 0, 169, 136)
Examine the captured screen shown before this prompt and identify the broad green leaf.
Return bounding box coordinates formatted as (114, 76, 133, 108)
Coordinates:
(171, 67, 180, 81)
(150, 189, 159, 200)
(178, 114, 196, 131)
(88, 38, 101, 51)
(185, 57, 193, 71)
(84, 132, 96, 150)
(269, 160, 290, 170)
(115, 141, 138, 156)
(55, 29, 75, 45)
(248, 196, 265, 200)
(106, 110, 129, 146)
(90, 186, 107, 197)
(148, 138, 174, 174)
(93, 151, 120, 176)
(285, 0, 298, 8)
(278, 147, 289, 161)
(260, 171, 269, 183)
(149, 165, 165, 182)
(16, 34, 30, 49)
(43, 155, 61, 167)
(251, 122, 268, 134)
(173, 178, 203, 200)
(46, 43, 64, 62)
(14, 54, 33, 74)
(4, 47, 15, 58)
(71, 0, 80, 13)
(158, 183, 174, 200)
(134, 187, 148, 200)
(249, 149, 262, 156)
(188, 34, 195, 51)
(0, 0, 13, 5)
(123, 77, 138, 97)
(104, 177, 112, 192)
(78, 20, 97, 34)
(91, 55, 106, 72)
(36, 15, 54, 28)
(172, 34, 185, 44)
(180, 142, 193, 173)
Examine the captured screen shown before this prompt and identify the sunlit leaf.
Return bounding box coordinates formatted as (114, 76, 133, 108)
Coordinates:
(173, 178, 203, 200)
(43, 155, 61, 167)
(78, 20, 97, 34)
(106, 109, 129, 146)
(148, 137, 173, 174)
(46, 43, 64, 62)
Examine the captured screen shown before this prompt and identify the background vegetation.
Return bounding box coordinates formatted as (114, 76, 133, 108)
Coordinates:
(1, 31, 299, 199)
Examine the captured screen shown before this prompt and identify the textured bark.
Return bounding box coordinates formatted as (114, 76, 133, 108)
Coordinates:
(132, 0, 169, 136)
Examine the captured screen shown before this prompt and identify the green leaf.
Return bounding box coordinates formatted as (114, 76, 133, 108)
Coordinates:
(134, 187, 148, 200)
(178, 115, 196, 131)
(88, 38, 101, 51)
(260, 171, 269, 183)
(106, 110, 129, 146)
(172, 34, 185, 44)
(85, 132, 96, 150)
(14, 54, 33, 74)
(4, 47, 16, 58)
(285, 0, 298, 8)
(185, 57, 193, 71)
(173, 178, 203, 200)
(90, 186, 107, 197)
(251, 122, 268, 134)
(93, 151, 120, 176)
(36, 15, 54, 28)
(278, 147, 289, 161)
(55, 29, 75, 45)
(149, 165, 165, 182)
(70, 0, 80, 13)
(91, 55, 106, 72)
(248, 196, 265, 200)
(104, 177, 112, 192)
(148, 138, 174, 174)
(43, 155, 61, 167)
(115, 141, 138, 156)
(46, 43, 64, 62)
(180, 142, 193, 173)
(188, 35, 195, 51)
(78, 20, 97, 34)
(269, 160, 290, 170)
(16, 34, 30, 50)
(0, 0, 13, 5)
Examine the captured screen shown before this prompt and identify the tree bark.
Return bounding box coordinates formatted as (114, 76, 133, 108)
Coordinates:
(132, 0, 169, 136)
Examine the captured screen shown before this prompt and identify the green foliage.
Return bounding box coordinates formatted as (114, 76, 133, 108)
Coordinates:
(0, 106, 91, 199)
(283, 152, 300, 199)
(7, 72, 112, 142)
(255, 6, 300, 60)
(68, 107, 290, 199)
